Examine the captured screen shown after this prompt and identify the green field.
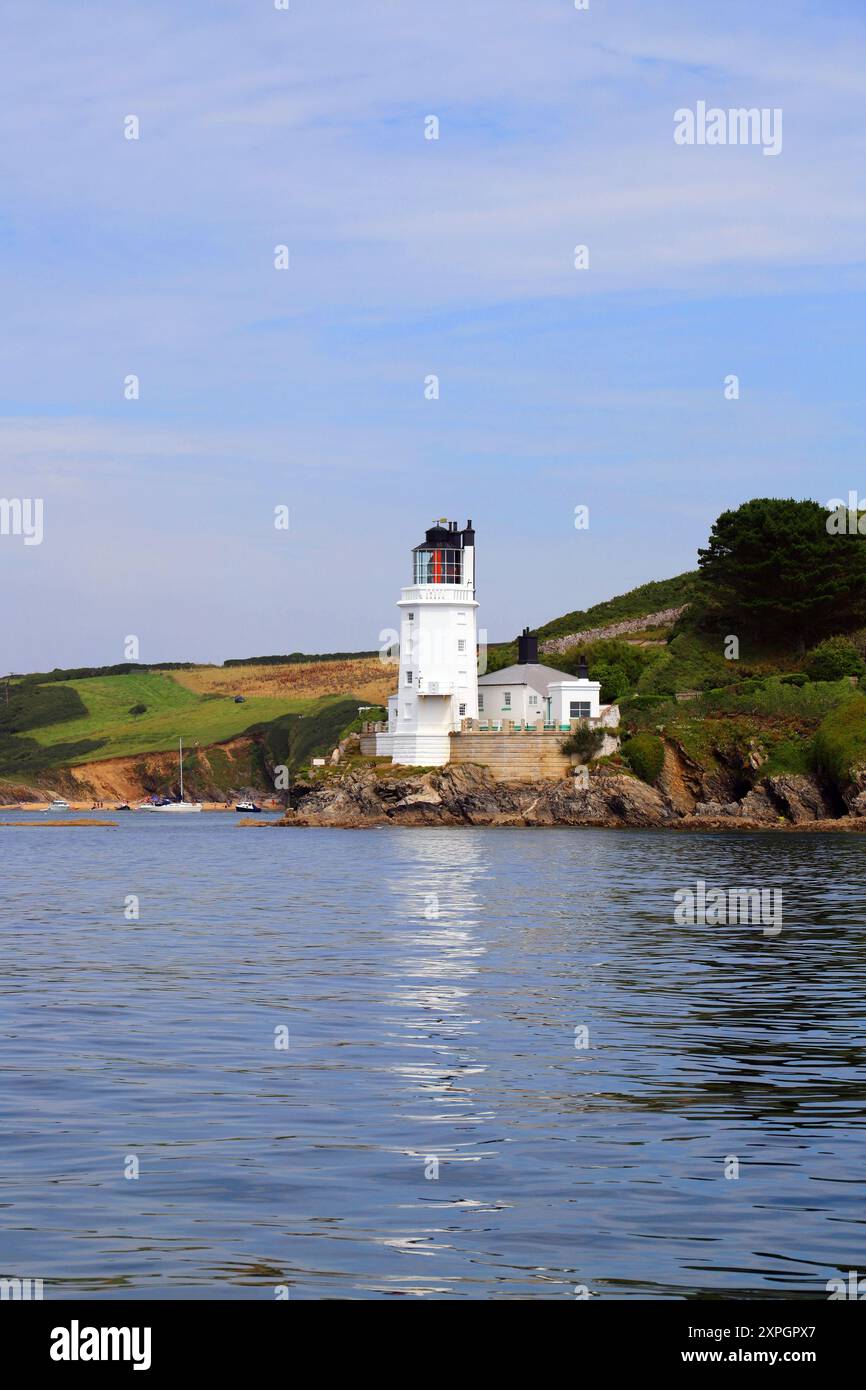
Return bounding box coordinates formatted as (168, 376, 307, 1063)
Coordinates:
(2, 671, 345, 774)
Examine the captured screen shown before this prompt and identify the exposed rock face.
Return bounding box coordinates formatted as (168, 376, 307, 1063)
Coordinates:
(693, 775, 835, 825)
(763, 775, 835, 824)
(657, 742, 702, 813)
(0, 735, 273, 805)
(840, 767, 866, 816)
(693, 794, 776, 823)
(271, 760, 845, 831)
(279, 764, 669, 828)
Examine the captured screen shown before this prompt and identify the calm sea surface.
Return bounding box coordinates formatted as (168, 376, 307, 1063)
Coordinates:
(1, 815, 864, 1300)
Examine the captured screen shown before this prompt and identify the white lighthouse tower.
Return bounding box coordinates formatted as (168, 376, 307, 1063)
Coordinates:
(379, 519, 479, 767)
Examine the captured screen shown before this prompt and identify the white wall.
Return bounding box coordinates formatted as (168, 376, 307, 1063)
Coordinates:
(477, 682, 543, 722)
(547, 680, 602, 722)
(477, 678, 602, 724)
(392, 542, 479, 763)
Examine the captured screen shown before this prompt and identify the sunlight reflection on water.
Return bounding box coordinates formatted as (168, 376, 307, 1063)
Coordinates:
(1, 817, 864, 1299)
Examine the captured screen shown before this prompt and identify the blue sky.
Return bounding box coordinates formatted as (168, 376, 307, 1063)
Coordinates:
(1, 0, 865, 669)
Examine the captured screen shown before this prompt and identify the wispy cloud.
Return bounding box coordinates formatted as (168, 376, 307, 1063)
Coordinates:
(1, 1, 865, 666)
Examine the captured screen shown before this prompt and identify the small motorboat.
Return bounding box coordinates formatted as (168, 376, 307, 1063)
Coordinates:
(46, 798, 71, 812)
(235, 799, 261, 813)
(115, 803, 131, 811)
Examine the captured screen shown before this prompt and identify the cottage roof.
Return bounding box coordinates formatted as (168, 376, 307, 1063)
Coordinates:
(477, 662, 586, 695)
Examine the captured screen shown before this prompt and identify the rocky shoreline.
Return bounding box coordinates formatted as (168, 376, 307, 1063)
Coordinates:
(264, 763, 866, 831)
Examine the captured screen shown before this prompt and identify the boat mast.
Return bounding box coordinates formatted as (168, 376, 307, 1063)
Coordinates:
(179, 737, 183, 801)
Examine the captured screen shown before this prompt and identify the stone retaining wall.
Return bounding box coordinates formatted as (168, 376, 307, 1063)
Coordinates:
(449, 731, 620, 781)
(540, 605, 687, 655)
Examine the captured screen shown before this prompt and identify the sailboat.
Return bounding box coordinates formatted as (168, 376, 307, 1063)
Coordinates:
(156, 738, 203, 813)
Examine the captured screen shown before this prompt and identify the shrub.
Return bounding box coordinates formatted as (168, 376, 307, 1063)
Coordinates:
(624, 694, 668, 712)
(813, 694, 866, 788)
(340, 706, 387, 736)
(560, 723, 605, 762)
(592, 661, 630, 703)
(620, 733, 665, 784)
(761, 736, 814, 778)
(558, 638, 655, 693)
(128, 703, 147, 716)
(695, 676, 857, 721)
(804, 636, 864, 683)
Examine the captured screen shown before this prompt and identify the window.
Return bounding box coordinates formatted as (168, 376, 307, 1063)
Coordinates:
(413, 548, 462, 584)
(504, 692, 511, 707)
(478, 694, 484, 711)
(459, 703, 466, 717)
(529, 694, 538, 706)
(405, 670, 413, 686)
(457, 639, 466, 653)
(407, 612, 414, 621)
(570, 701, 591, 719)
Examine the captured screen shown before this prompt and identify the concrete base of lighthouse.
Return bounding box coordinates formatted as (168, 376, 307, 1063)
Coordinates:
(387, 732, 452, 766)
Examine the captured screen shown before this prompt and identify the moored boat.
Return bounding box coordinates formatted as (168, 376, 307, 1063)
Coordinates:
(155, 738, 203, 813)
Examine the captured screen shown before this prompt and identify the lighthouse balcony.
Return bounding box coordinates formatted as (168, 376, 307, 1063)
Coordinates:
(398, 585, 477, 606)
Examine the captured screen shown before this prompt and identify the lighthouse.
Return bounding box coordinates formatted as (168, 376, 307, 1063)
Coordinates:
(381, 519, 479, 766)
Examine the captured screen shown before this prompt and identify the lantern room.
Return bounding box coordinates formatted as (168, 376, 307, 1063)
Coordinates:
(412, 520, 475, 586)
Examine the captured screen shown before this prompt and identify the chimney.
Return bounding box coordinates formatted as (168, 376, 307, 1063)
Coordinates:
(576, 655, 589, 680)
(517, 627, 538, 665)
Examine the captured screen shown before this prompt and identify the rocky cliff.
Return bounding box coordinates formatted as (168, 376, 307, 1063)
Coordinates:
(272, 763, 864, 830)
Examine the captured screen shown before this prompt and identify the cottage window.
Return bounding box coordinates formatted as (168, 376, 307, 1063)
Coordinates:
(570, 701, 591, 719)
(459, 703, 466, 717)
(406, 670, 413, 686)
(478, 694, 484, 711)
(504, 692, 511, 707)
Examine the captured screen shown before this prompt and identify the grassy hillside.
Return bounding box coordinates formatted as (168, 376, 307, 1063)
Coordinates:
(26, 673, 328, 761)
(0, 667, 370, 783)
(171, 656, 395, 705)
(535, 572, 700, 641)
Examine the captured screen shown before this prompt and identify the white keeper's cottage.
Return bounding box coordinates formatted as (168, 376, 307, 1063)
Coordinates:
(374, 519, 617, 770)
(477, 629, 602, 726)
